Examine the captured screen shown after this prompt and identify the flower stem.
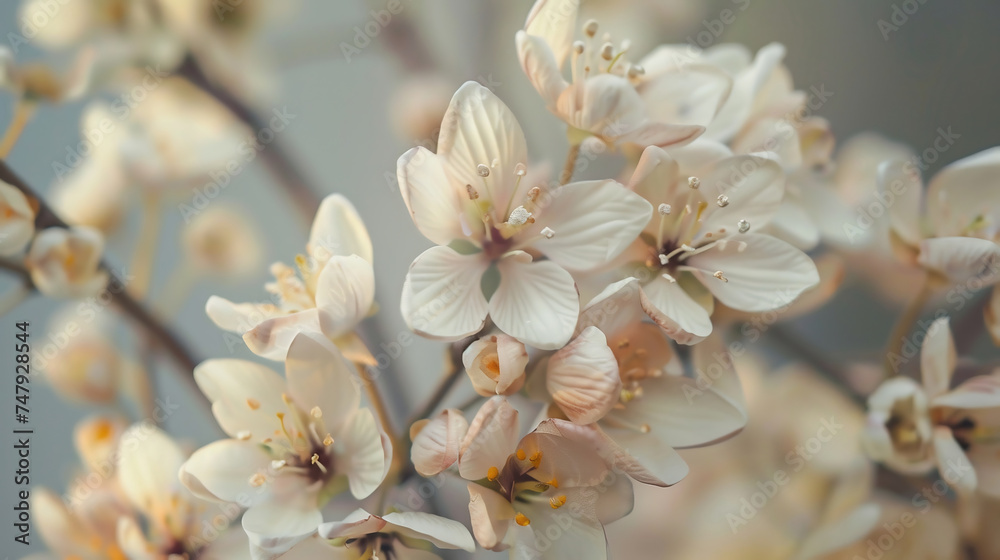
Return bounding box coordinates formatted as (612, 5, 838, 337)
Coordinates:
(355, 362, 405, 477)
(0, 99, 36, 158)
(883, 274, 935, 377)
(559, 143, 581, 185)
(129, 190, 162, 299)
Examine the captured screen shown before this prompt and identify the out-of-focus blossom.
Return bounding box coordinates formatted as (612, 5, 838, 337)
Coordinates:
(516, 0, 706, 149)
(0, 44, 92, 102)
(182, 205, 262, 277)
(390, 73, 453, 147)
(397, 81, 651, 349)
(459, 397, 632, 557)
(621, 144, 818, 343)
(312, 508, 476, 559)
(863, 317, 1000, 497)
(39, 322, 121, 405)
(463, 332, 528, 396)
(25, 226, 108, 298)
(207, 194, 375, 363)
(179, 334, 391, 559)
(0, 178, 35, 255)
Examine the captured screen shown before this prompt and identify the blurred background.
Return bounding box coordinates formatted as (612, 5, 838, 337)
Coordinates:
(2, 0, 1000, 557)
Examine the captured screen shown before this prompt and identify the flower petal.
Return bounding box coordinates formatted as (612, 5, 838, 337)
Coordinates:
(401, 245, 490, 340)
(285, 333, 360, 433)
(696, 155, 785, 237)
(194, 358, 287, 441)
(917, 236, 1000, 285)
(411, 408, 469, 477)
(531, 180, 652, 271)
(178, 438, 272, 504)
(243, 309, 323, 362)
(920, 317, 955, 400)
(315, 255, 375, 338)
(879, 159, 924, 246)
(515, 31, 568, 107)
(205, 295, 282, 335)
(384, 511, 477, 552)
(546, 326, 621, 425)
(638, 275, 713, 344)
(467, 484, 514, 551)
(931, 373, 1000, 410)
(459, 397, 519, 481)
(926, 147, 1000, 238)
(933, 427, 977, 495)
(683, 233, 819, 312)
(337, 408, 389, 499)
(116, 425, 186, 518)
(308, 194, 373, 263)
(602, 427, 689, 487)
(397, 146, 466, 246)
(490, 252, 579, 350)
(316, 509, 387, 540)
(523, 0, 578, 66)
(242, 503, 323, 560)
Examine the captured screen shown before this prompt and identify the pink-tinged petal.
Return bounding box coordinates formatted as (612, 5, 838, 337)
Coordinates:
(683, 233, 819, 312)
(920, 317, 955, 400)
(467, 484, 514, 551)
(315, 255, 375, 339)
(594, 470, 635, 524)
(517, 488, 608, 560)
(601, 427, 689, 487)
(308, 194, 373, 263)
(933, 427, 977, 495)
(966, 444, 1000, 498)
(116, 425, 185, 519)
(401, 245, 490, 341)
(627, 145, 681, 206)
(926, 147, 1000, 238)
(397, 146, 466, 246)
(608, 373, 745, 449)
(383, 511, 477, 552)
(437, 82, 528, 213)
(337, 408, 389, 499)
(178, 439, 272, 504)
(879, 159, 924, 246)
(546, 326, 621, 425)
(285, 333, 360, 432)
(917, 236, 1000, 285)
(317, 509, 387, 540)
(638, 276, 712, 345)
(531, 180, 652, 271)
(696, 155, 785, 236)
(521, 419, 612, 487)
(490, 252, 578, 350)
(205, 295, 283, 335)
(459, 397, 519, 481)
(792, 503, 881, 560)
(194, 359, 286, 441)
(987, 286, 1000, 346)
(577, 277, 646, 339)
(615, 120, 705, 149)
(243, 309, 323, 362)
(515, 31, 567, 107)
(411, 409, 469, 477)
(242, 503, 323, 560)
(932, 374, 1000, 410)
(523, 0, 578, 66)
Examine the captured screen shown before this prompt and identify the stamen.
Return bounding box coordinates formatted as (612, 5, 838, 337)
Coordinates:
(713, 271, 729, 283)
(249, 473, 267, 487)
(627, 64, 644, 79)
(541, 227, 555, 239)
(640, 423, 651, 433)
(662, 272, 677, 283)
(688, 176, 701, 189)
(738, 219, 750, 233)
(716, 195, 729, 207)
(515, 513, 531, 526)
(548, 478, 559, 489)
(549, 495, 567, 509)
(529, 451, 542, 468)
(487, 466, 500, 481)
(514, 162, 527, 176)
(508, 206, 533, 226)
(310, 406, 322, 419)
(600, 42, 614, 60)
(323, 434, 334, 447)
(271, 459, 287, 470)
(516, 449, 527, 461)
(583, 19, 598, 37)
(658, 203, 672, 215)
(476, 163, 490, 177)
(466, 184, 480, 200)
(311, 453, 328, 474)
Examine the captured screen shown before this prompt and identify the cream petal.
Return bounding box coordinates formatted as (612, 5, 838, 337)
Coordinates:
(384, 511, 477, 551)
(0, 180, 35, 255)
(920, 317, 955, 400)
(194, 358, 287, 441)
(317, 509, 387, 540)
(932, 374, 1000, 410)
(397, 146, 466, 246)
(987, 286, 1000, 346)
(706, 42, 786, 142)
(178, 438, 272, 504)
(696, 155, 785, 236)
(307, 194, 373, 264)
(437, 81, 528, 213)
(522, 0, 579, 66)
(242, 503, 323, 560)
(601, 427, 689, 487)
(495, 334, 529, 394)
(637, 62, 734, 128)
(117, 516, 155, 560)
(917, 236, 1000, 285)
(638, 275, 712, 345)
(401, 245, 490, 340)
(259, 536, 339, 560)
(691, 332, 747, 415)
(205, 295, 283, 335)
(116, 425, 186, 518)
(32, 488, 93, 555)
(515, 31, 568, 108)
(791, 503, 881, 560)
(314, 255, 375, 338)
(459, 397, 519, 481)
(517, 489, 608, 560)
(531, 180, 652, 271)
(762, 199, 822, 251)
(338, 408, 389, 499)
(594, 469, 635, 524)
(546, 326, 621, 425)
(879, 159, 924, 246)
(577, 277, 646, 339)
(926, 147, 1000, 238)
(285, 333, 360, 432)
(627, 145, 681, 205)
(467, 484, 514, 551)
(934, 428, 977, 495)
(490, 252, 579, 350)
(243, 309, 323, 362)
(411, 409, 469, 477)
(683, 233, 819, 312)
(615, 120, 705, 149)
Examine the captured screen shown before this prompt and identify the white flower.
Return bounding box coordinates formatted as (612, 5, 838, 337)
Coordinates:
(315, 508, 476, 559)
(0, 178, 35, 255)
(459, 398, 633, 558)
(516, 0, 705, 148)
(179, 333, 392, 559)
(25, 226, 108, 297)
(883, 146, 1000, 286)
(397, 81, 652, 349)
(207, 194, 375, 362)
(862, 317, 1000, 497)
(624, 144, 819, 343)
(463, 333, 529, 396)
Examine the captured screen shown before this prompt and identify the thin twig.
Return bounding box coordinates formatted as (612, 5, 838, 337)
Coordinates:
(883, 274, 934, 377)
(559, 143, 581, 185)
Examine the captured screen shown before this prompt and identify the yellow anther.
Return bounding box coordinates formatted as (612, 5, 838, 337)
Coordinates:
(548, 478, 559, 489)
(487, 466, 500, 481)
(515, 513, 531, 526)
(529, 451, 542, 468)
(516, 449, 526, 461)
(549, 495, 567, 509)
(248, 473, 266, 487)
(323, 434, 334, 447)
(310, 406, 323, 418)
(246, 398, 261, 410)
(311, 453, 320, 465)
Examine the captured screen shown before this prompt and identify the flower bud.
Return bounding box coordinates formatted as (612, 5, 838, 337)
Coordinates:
(463, 333, 528, 397)
(26, 226, 108, 298)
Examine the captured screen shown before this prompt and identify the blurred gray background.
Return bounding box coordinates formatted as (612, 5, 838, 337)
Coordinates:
(2, 0, 1000, 556)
